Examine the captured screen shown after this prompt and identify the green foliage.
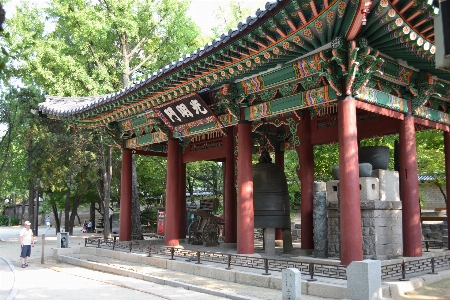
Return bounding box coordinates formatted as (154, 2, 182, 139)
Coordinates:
(136, 155, 167, 206)
(313, 143, 339, 181)
(0, 215, 19, 226)
(416, 130, 445, 176)
(5, 0, 202, 94)
(140, 207, 157, 228)
(186, 161, 223, 198)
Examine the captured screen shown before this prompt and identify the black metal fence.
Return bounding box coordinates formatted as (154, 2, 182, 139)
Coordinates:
(381, 255, 450, 280)
(84, 237, 450, 282)
(84, 237, 347, 280)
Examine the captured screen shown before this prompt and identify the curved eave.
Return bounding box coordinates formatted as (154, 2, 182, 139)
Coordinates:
(359, 0, 450, 81)
(38, 0, 362, 126)
(38, 0, 288, 121)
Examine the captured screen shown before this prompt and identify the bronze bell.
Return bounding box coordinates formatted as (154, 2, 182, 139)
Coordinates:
(252, 151, 291, 229)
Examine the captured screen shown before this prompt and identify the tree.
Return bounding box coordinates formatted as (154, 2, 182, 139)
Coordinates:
(5, 0, 203, 237)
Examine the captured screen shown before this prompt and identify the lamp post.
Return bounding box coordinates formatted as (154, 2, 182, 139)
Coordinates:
(34, 178, 40, 236)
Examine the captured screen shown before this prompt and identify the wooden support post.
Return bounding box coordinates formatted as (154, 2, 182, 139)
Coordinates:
(119, 148, 132, 241)
(237, 121, 254, 254)
(178, 156, 186, 239)
(225, 126, 237, 243)
(338, 96, 363, 265)
(299, 111, 314, 250)
(399, 105, 422, 257)
(165, 138, 180, 247)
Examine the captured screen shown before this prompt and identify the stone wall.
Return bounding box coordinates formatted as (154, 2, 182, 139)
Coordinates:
(419, 181, 447, 210)
(326, 170, 403, 260)
(327, 201, 403, 259)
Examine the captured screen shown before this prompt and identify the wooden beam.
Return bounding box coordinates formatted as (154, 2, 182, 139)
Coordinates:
(311, 113, 401, 145)
(414, 117, 450, 132)
(354, 101, 405, 120)
(132, 149, 167, 157)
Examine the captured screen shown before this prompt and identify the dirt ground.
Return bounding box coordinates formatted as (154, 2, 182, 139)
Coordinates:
(396, 278, 450, 300)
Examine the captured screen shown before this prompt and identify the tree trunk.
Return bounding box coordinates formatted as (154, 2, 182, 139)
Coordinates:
(69, 194, 81, 235)
(90, 202, 96, 233)
(131, 156, 142, 239)
(64, 187, 71, 232)
(76, 214, 81, 227)
(434, 180, 447, 202)
(52, 203, 61, 233)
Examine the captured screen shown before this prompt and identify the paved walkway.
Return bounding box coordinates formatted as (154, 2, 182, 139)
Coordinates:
(2, 226, 450, 299)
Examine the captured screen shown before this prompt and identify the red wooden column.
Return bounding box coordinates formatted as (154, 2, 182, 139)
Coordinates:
(399, 107, 422, 257)
(119, 148, 132, 241)
(237, 120, 254, 253)
(225, 126, 237, 243)
(165, 138, 180, 246)
(299, 110, 314, 249)
(178, 155, 187, 239)
(338, 96, 363, 265)
(274, 147, 284, 241)
(444, 131, 450, 250)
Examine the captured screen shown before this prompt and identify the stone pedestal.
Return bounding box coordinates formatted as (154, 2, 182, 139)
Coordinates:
(282, 268, 301, 300)
(328, 201, 402, 259)
(347, 260, 382, 300)
(372, 169, 399, 201)
(264, 228, 276, 255)
(326, 177, 379, 202)
(313, 182, 328, 258)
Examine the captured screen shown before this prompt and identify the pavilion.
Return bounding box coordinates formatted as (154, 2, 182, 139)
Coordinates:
(38, 0, 450, 266)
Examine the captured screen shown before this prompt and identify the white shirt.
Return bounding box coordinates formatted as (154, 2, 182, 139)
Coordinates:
(20, 228, 33, 245)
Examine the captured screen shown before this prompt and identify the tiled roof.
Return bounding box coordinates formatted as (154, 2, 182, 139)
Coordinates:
(38, 0, 283, 118)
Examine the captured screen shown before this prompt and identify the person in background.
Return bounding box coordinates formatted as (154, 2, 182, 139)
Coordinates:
(87, 220, 92, 232)
(19, 221, 34, 268)
(46, 216, 51, 229)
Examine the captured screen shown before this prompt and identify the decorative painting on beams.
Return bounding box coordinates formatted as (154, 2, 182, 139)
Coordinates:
(319, 37, 383, 97)
(408, 72, 442, 110)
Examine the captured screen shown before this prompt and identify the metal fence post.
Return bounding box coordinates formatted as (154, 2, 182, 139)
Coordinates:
(196, 251, 202, 264)
(97, 239, 101, 248)
(262, 258, 271, 275)
(148, 245, 152, 257)
(307, 263, 317, 281)
(399, 260, 409, 281)
(428, 257, 438, 275)
(41, 234, 45, 264)
(226, 254, 233, 270)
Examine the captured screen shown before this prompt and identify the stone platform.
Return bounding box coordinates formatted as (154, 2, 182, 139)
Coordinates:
(52, 239, 450, 300)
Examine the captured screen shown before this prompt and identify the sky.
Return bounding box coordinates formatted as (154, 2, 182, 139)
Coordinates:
(187, 0, 267, 35)
(4, 0, 267, 36)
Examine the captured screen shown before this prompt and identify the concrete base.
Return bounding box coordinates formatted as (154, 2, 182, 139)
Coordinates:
(203, 242, 219, 247)
(220, 243, 237, 249)
(52, 245, 450, 300)
(291, 248, 313, 256)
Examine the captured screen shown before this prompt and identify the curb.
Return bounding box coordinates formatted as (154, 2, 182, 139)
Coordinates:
(0, 255, 19, 300)
(58, 255, 259, 300)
